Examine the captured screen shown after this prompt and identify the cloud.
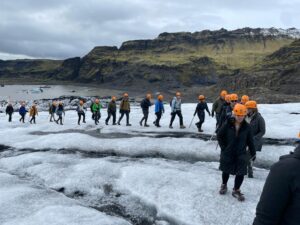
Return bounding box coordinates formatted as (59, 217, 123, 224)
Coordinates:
(0, 0, 299, 59)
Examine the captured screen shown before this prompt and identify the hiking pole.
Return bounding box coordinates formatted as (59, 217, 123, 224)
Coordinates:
(189, 115, 195, 128)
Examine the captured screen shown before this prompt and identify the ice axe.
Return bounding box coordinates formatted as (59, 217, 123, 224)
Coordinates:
(189, 115, 196, 128)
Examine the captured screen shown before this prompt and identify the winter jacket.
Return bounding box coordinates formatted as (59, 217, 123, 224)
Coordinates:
(140, 98, 152, 112)
(253, 144, 300, 225)
(19, 106, 27, 116)
(247, 113, 266, 152)
(194, 102, 210, 117)
(217, 118, 256, 175)
(76, 105, 86, 114)
(220, 103, 232, 126)
(29, 106, 38, 116)
(171, 97, 182, 112)
(155, 100, 164, 113)
(107, 101, 116, 113)
(120, 99, 130, 112)
(56, 105, 65, 116)
(6, 105, 14, 114)
(49, 105, 56, 114)
(212, 97, 225, 116)
(92, 103, 101, 113)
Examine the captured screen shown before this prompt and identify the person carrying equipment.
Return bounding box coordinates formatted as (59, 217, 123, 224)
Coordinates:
(92, 99, 102, 125)
(245, 100, 266, 178)
(6, 103, 14, 122)
(29, 104, 38, 124)
(77, 100, 86, 125)
(140, 94, 153, 127)
(169, 92, 186, 129)
(105, 96, 117, 125)
(193, 95, 211, 132)
(49, 101, 57, 122)
(212, 90, 227, 128)
(218, 94, 231, 130)
(19, 102, 28, 123)
(55, 102, 65, 125)
(154, 94, 164, 127)
(217, 103, 256, 202)
(117, 93, 131, 126)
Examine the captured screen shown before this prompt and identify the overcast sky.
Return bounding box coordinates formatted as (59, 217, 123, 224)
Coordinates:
(1, 0, 300, 60)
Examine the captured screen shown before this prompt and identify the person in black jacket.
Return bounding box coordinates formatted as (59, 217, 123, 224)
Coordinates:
(253, 143, 300, 225)
(245, 100, 266, 178)
(217, 103, 256, 202)
(105, 96, 117, 125)
(193, 95, 210, 132)
(140, 94, 152, 127)
(6, 103, 14, 122)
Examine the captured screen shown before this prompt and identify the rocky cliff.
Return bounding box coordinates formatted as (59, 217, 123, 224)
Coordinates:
(0, 28, 299, 102)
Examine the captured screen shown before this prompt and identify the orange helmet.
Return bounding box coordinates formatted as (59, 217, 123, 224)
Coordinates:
(146, 93, 152, 99)
(112, 96, 116, 101)
(230, 93, 238, 101)
(220, 90, 228, 97)
(233, 104, 247, 116)
(245, 100, 257, 109)
(198, 95, 205, 100)
(241, 95, 249, 104)
(123, 93, 129, 97)
(176, 92, 181, 97)
(225, 94, 231, 102)
(158, 95, 164, 101)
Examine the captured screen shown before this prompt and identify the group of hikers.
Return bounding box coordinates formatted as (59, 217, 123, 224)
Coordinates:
(3, 89, 300, 224)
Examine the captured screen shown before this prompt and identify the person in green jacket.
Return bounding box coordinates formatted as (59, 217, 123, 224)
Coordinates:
(212, 90, 227, 129)
(92, 99, 102, 125)
(117, 93, 131, 126)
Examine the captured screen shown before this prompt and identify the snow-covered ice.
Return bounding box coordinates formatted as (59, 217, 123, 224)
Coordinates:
(0, 103, 299, 224)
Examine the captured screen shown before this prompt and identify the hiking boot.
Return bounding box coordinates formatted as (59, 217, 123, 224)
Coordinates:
(180, 125, 186, 129)
(153, 121, 156, 125)
(144, 124, 150, 127)
(198, 129, 203, 132)
(126, 123, 132, 126)
(219, 184, 228, 195)
(105, 121, 108, 125)
(113, 123, 117, 125)
(232, 189, 245, 202)
(55, 120, 59, 124)
(248, 173, 254, 178)
(156, 124, 161, 128)
(83, 121, 86, 123)
(139, 121, 143, 126)
(117, 122, 121, 125)
(169, 125, 173, 129)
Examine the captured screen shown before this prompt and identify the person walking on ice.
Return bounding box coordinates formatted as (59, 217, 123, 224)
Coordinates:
(217, 103, 256, 201)
(91, 99, 102, 125)
(154, 94, 164, 127)
(49, 101, 57, 122)
(6, 103, 14, 122)
(193, 95, 210, 132)
(105, 96, 117, 125)
(55, 102, 65, 125)
(140, 93, 152, 127)
(169, 92, 185, 129)
(29, 103, 38, 124)
(19, 102, 28, 123)
(245, 100, 266, 178)
(77, 100, 86, 125)
(117, 93, 131, 126)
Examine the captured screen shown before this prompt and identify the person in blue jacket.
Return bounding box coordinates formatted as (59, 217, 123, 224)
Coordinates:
(19, 102, 28, 123)
(153, 94, 165, 127)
